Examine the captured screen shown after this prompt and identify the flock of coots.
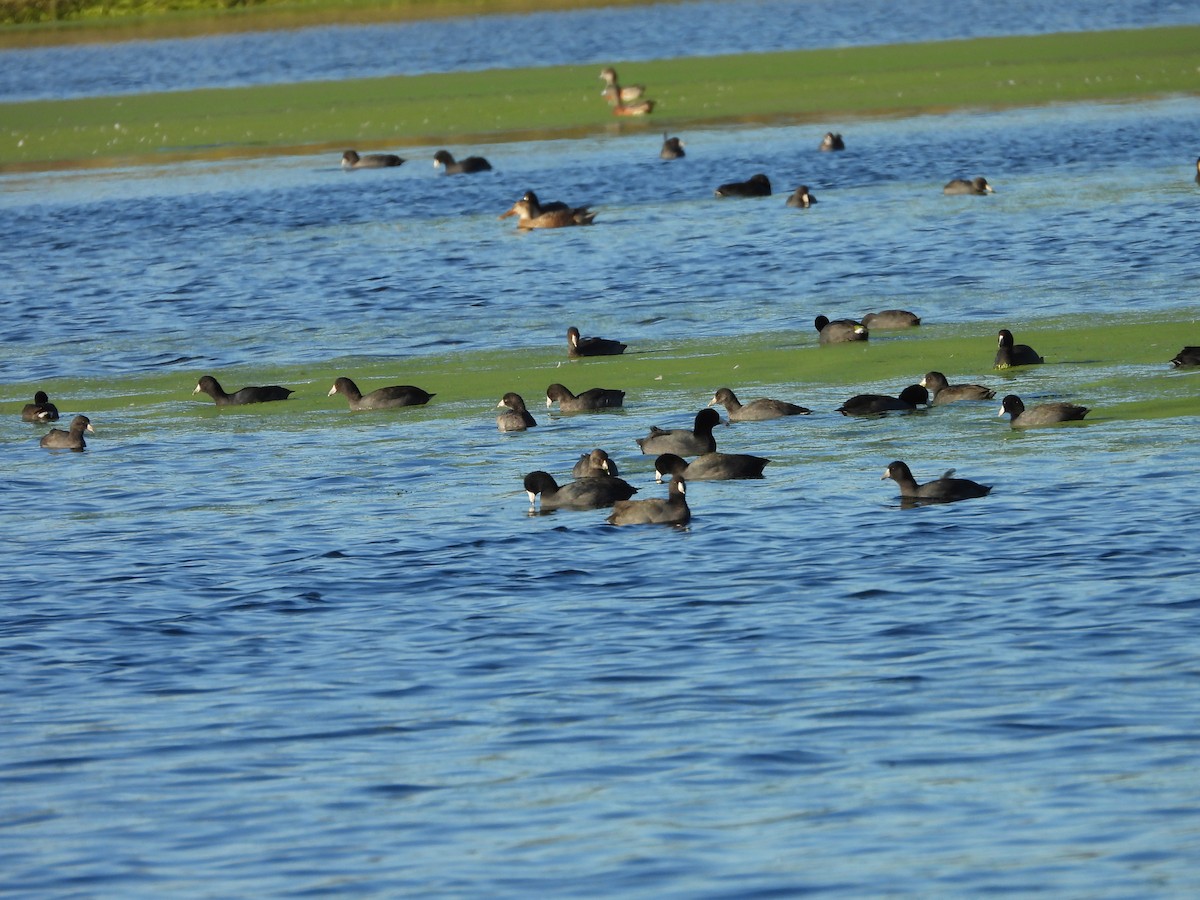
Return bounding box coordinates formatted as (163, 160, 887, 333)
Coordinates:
(24, 313, 1196, 523)
(21, 98, 1197, 525)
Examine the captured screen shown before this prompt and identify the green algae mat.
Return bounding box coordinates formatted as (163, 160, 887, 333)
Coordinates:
(5, 315, 1198, 427)
(4, 26, 1199, 171)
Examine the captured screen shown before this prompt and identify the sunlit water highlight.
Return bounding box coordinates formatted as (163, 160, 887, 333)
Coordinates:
(3, 95, 1200, 895)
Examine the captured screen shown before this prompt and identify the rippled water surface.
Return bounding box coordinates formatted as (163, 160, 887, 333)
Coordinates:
(2, 0, 1198, 100)
(3, 71, 1200, 900)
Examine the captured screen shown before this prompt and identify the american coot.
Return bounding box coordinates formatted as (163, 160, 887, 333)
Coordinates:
(573, 449, 619, 479)
(862, 309, 920, 329)
(715, 173, 771, 198)
(341, 150, 404, 169)
(815, 315, 868, 344)
(328, 377, 434, 410)
(21, 390, 59, 422)
(819, 132, 845, 151)
(40, 414, 93, 451)
(567, 326, 626, 358)
(599, 66, 646, 103)
(881, 460, 992, 503)
(524, 471, 638, 511)
(545, 383, 625, 411)
(193, 375, 293, 406)
(994, 329, 1044, 368)
(1170, 346, 1200, 367)
(838, 384, 929, 417)
(654, 451, 769, 481)
(708, 387, 810, 421)
(433, 150, 492, 174)
(660, 134, 685, 160)
(500, 191, 595, 229)
(998, 394, 1089, 428)
(636, 407, 720, 455)
(785, 186, 817, 208)
(920, 371, 995, 405)
(607, 477, 690, 526)
(944, 176, 994, 195)
(497, 393, 537, 432)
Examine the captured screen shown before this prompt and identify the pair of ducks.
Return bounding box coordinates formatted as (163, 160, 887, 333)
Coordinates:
(341, 149, 491, 174)
(599, 66, 655, 117)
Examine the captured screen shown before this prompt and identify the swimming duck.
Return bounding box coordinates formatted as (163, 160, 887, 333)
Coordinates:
(837, 385, 929, 417)
(920, 371, 995, 405)
(501, 191, 595, 229)
(341, 150, 404, 169)
(943, 176, 994, 195)
(607, 476, 690, 527)
(328, 377, 434, 410)
(545, 383, 625, 411)
(998, 394, 1088, 428)
(21, 390, 59, 422)
(612, 99, 656, 116)
(861, 309, 920, 329)
(193, 375, 293, 406)
(654, 452, 769, 482)
(815, 315, 868, 344)
(567, 326, 626, 358)
(1170, 346, 1200, 367)
(432, 149, 492, 174)
(572, 449, 620, 479)
(599, 66, 646, 103)
(660, 134, 685, 160)
(708, 387, 810, 421)
(994, 329, 1044, 368)
(715, 173, 771, 198)
(881, 460, 992, 503)
(819, 132, 845, 151)
(524, 471, 637, 511)
(785, 186, 816, 208)
(497, 392, 537, 432)
(40, 414, 93, 451)
(636, 407, 720, 456)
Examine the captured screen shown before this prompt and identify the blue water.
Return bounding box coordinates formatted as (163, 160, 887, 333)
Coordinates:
(1, 0, 1198, 100)
(5, 5, 1200, 897)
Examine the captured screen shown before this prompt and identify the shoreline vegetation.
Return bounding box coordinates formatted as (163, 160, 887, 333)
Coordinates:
(0, 0, 671, 45)
(3, 25, 1199, 171)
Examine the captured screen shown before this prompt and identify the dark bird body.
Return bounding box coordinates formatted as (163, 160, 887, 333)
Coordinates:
(636, 408, 721, 456)
(994, 329, 1044, 368)
(838, 385, 929, 416)
(654, 452, 769, 481)
(998, 394, 1089, 428)
(328, 377, 434, 410)
(545, 383, 625, 411)
(920, 371, 995, 405)
(882, 460, 992, 503)
(715, 173, 771, 198)
(708, 387, 810, 421)
(524, 471, 637, 510)
(193, 375, 293, 406)
(567, 326, 626, 358)
(22, 390, 59, 422)
(40, 414, 93, 451)
(607, 477, 690, 526)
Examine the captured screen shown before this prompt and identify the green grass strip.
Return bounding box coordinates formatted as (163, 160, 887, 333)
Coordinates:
(3, 25, 1199, 171)
(5, 313, 1198, 427)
